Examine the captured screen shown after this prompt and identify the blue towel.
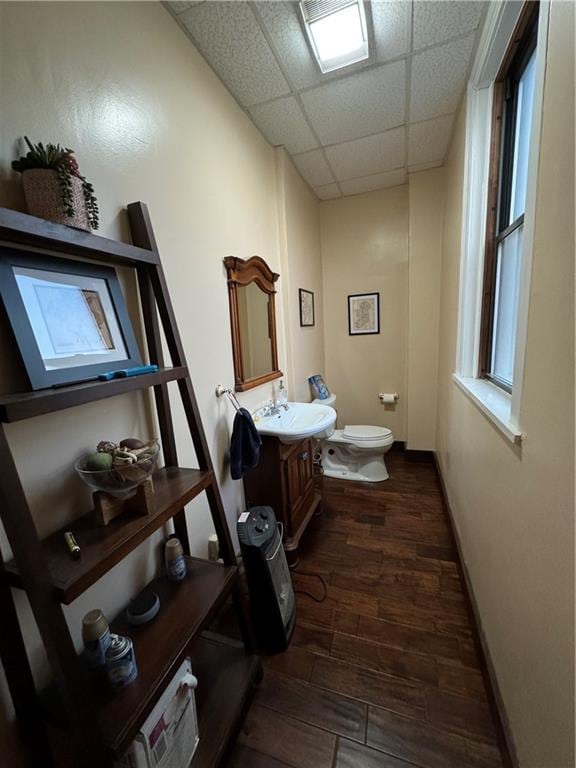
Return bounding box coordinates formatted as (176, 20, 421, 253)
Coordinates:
(230, 408, 262, 480)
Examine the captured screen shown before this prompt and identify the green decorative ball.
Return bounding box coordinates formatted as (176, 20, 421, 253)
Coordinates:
(84, 452, 113, 471)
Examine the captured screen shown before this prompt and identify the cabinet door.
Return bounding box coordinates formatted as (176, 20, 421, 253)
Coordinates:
(299, 439, 314, 498)
(285, 440, 313, 536)
(285, 446, 305, 514)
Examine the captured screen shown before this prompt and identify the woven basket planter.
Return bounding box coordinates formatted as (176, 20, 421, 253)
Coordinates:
(21, 168, 90, 231)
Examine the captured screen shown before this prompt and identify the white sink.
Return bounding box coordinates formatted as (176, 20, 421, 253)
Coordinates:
(254, 402, 336, 444)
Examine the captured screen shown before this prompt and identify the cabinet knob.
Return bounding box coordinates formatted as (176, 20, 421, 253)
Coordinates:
(301, 451, 309, 461)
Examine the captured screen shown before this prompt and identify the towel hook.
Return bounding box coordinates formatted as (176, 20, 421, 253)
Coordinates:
(215, 384, 241, 412)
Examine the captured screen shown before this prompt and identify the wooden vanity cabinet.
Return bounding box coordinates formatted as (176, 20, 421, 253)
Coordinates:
(243, 435, 321, 566)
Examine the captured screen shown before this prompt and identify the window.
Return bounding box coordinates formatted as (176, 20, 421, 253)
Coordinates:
(479, 3, 539, 391)
(454, 0, 547, 443)
(300, 0, 369, 74)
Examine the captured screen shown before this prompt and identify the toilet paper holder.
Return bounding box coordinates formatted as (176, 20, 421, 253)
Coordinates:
(378, 392, 399, 403)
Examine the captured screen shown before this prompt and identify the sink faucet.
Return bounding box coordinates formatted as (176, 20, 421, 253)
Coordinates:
(262, 401, 281, 417)
(261, 400, 289, 417)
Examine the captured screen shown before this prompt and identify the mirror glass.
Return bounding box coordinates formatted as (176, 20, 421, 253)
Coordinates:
(237, 282, 273, 379)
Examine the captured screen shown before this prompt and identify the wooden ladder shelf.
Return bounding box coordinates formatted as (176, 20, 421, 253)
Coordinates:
(0, 204, 260, 767)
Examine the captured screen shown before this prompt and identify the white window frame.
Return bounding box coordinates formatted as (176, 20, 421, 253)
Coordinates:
(453, 0, 550, 444)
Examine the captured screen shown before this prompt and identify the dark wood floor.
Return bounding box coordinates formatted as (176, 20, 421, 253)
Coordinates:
(225, 451, 507, 768)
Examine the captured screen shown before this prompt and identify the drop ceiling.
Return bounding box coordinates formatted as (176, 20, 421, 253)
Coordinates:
(166, 1, 486, 199)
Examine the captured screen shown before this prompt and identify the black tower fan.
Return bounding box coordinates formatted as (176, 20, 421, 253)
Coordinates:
(237, 506, 295, 652)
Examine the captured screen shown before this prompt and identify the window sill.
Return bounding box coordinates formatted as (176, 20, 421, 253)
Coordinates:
(452, 374, 524, 444)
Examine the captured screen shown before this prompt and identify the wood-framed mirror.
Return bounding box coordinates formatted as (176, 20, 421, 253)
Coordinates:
(224, 255, 283, 392)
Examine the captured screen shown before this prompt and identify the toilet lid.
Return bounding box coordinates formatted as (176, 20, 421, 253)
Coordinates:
(343, 425, 392, 441)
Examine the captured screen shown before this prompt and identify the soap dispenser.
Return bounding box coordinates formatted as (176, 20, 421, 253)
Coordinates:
(277, 379, 288, 409)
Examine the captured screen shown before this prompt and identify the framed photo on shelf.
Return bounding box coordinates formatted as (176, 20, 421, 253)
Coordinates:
(299, 288, 315, 327)
(0, 247, 142, 389)
(348, 292, 380, 336)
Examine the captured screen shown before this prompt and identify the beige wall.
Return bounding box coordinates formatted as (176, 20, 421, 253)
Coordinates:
(319, 173, 445, 447)
(436, 2, 575, 765)
(407, 168, 445, 450)
(276, 149, 324, 403)
(320, 187, 408, 436)
(0, 2, 316, 760)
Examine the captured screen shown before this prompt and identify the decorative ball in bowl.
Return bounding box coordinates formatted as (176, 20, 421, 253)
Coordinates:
(75, 438, 160, 499)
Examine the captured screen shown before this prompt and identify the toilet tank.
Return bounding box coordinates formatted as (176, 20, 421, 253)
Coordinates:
(312, 392, 337, 434)
(312, 392, 336, 408)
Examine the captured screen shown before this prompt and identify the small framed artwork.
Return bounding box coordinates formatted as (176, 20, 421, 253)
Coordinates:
(348, 292, 380, 336)
(0, 247, 142, 389)
(299, 288, 315, 327)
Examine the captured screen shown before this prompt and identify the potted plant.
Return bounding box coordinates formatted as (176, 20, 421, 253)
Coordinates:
(12, 137, 99, 231)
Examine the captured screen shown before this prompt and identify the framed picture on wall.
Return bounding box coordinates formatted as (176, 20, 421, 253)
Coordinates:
(299, 288, 315, 327)
(0, 247, 142, 389)
(348, 292, 380, 335)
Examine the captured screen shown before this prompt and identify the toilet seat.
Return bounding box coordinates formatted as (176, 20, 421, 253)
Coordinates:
(326, 426, 394, 450)
(343, 425, 392, 442)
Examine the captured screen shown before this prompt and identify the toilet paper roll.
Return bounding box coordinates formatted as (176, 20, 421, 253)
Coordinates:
(379, 392, 398, 404)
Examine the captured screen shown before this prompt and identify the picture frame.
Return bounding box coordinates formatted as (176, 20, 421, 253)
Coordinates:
(299, 288, 315, 327)
(348, 292, 380, 335)
(0, 247, 142, 389)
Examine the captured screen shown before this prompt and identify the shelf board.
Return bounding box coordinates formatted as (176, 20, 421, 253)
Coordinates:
(0, 206, 157, 266)
(2, 467, 213, 603)
(97, 559, 238, 755)
(40, 628, 260, 763)
(0, 366, 188, 423)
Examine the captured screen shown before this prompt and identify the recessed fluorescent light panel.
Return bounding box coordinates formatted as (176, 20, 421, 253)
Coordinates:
(300, 0, 369, 74)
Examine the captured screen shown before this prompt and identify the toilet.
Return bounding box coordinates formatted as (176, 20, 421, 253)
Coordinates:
(312, 393, 394, 482)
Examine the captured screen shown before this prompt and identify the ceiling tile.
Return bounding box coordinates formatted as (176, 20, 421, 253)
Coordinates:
(340, 168, 407, 196)
(249, 97, 318, 154)
(372, 1, 411, 61)
(292, 149, 335, 187)
(314, 183, 341, 200)
(180, 2, 290, 107)
(413, 1, 484, 50)
(254, 1, 320, 90)
(255, 2, 404, 91)
(325, 127, 405, 181)
(410, 34, 475, 122)
(301, 61, 406, 145)
(408, 114, 454, 166)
